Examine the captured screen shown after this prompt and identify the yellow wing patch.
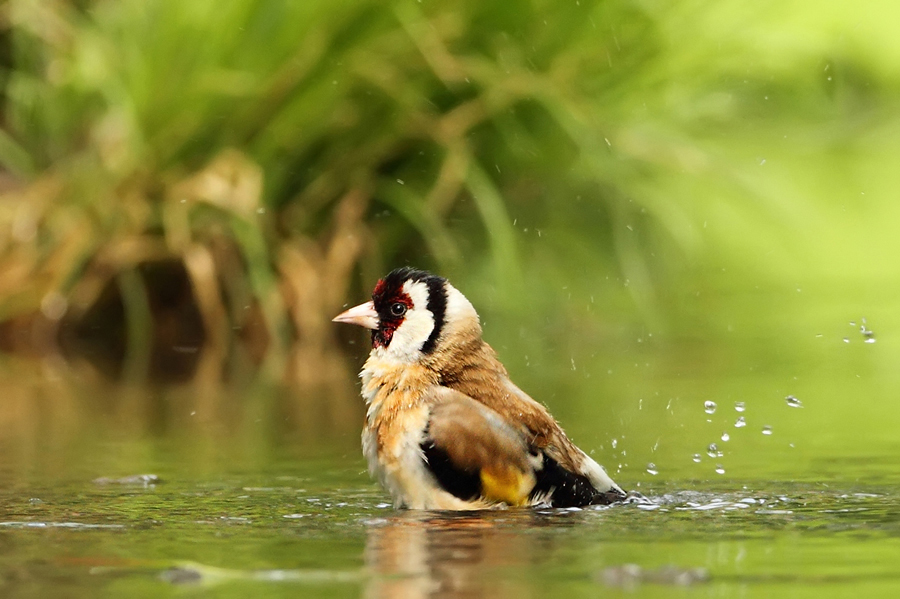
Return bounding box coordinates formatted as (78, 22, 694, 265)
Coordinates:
(480, 466, 535, 506)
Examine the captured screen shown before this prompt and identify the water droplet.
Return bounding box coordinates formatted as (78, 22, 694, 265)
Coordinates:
(762, 425, 773, 435)
(704, 401, 717, 414)
(734, 402, 745, 412)
(646, 463, 658, 475)
(721, 432, 730, 442)
(396, 179, 405, 185)
(859, 321, 876, 343)
(734, 416, 746, 428)
(706, 443, 718, 458)
(692, 454, 702, 463)
(611, 438, 618, 449)
(715, 465, 726, 475)
(785, 395, 803, 408)
(843, 337, 850, 343)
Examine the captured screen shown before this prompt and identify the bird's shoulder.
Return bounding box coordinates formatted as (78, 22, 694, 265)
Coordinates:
(429, 340, 563, 438)
(430, 338, 599, 483)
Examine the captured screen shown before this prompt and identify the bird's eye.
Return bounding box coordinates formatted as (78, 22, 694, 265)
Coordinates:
(390, 302, 407, 317)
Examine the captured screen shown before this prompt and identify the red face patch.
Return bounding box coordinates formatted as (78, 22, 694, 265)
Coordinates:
(371, 278, 413, 349)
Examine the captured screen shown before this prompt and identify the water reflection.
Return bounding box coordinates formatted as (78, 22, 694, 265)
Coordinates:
(364, 511, 550, 599)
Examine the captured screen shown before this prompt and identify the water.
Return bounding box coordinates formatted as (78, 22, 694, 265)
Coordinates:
(3, 466, 900, 598)
(786, 395, 804, 408)
(2, 298, 900, 599)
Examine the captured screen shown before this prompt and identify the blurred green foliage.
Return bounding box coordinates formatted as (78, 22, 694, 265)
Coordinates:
(0, 0, 899, 385)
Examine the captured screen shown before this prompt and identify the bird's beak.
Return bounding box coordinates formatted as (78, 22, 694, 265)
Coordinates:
(332, 301, 379, 330)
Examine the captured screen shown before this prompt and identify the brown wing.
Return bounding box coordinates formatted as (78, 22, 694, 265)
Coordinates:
(427, 335, 583, 466)
(421, 387, 537, 506)
(424, 335, 625, 505)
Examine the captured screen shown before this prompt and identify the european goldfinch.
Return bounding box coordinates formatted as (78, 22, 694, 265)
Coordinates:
(333, 267, 626, 509)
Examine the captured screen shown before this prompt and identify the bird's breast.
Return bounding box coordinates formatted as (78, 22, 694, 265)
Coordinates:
(358, 360, 437, 498)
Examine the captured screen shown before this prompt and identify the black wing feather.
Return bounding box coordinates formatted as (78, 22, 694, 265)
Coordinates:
(420, 440, 482, 502)
(530, 453, 624, 507)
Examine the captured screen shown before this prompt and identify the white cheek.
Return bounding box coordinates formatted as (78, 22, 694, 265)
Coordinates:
(386, 310, 433, 362)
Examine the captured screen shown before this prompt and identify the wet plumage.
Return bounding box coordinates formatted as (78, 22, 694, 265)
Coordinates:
(333, 267, 626, 509)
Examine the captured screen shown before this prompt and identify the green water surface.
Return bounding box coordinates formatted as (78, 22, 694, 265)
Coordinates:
(3, 460, 898, 598)
(1, 294, 899, 598)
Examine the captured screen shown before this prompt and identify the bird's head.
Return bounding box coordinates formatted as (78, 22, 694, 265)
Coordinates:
(333, 268, 479, 362)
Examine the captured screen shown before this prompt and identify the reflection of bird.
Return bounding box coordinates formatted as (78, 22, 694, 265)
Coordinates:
(333, 268, 625, 509)
(364, 511, 538, 599)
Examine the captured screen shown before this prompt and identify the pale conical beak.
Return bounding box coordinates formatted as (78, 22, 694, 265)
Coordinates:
(332, 300, 379, 330)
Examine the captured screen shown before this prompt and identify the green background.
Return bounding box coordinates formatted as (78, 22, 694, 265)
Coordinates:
(1, 1, 899, 596)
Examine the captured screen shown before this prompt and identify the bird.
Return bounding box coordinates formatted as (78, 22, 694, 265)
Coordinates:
(332, 267, 626, 509)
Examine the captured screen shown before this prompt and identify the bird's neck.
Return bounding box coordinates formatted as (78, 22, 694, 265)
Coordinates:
(360, 356, 437, 412)
(423, 334, 508, 388)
